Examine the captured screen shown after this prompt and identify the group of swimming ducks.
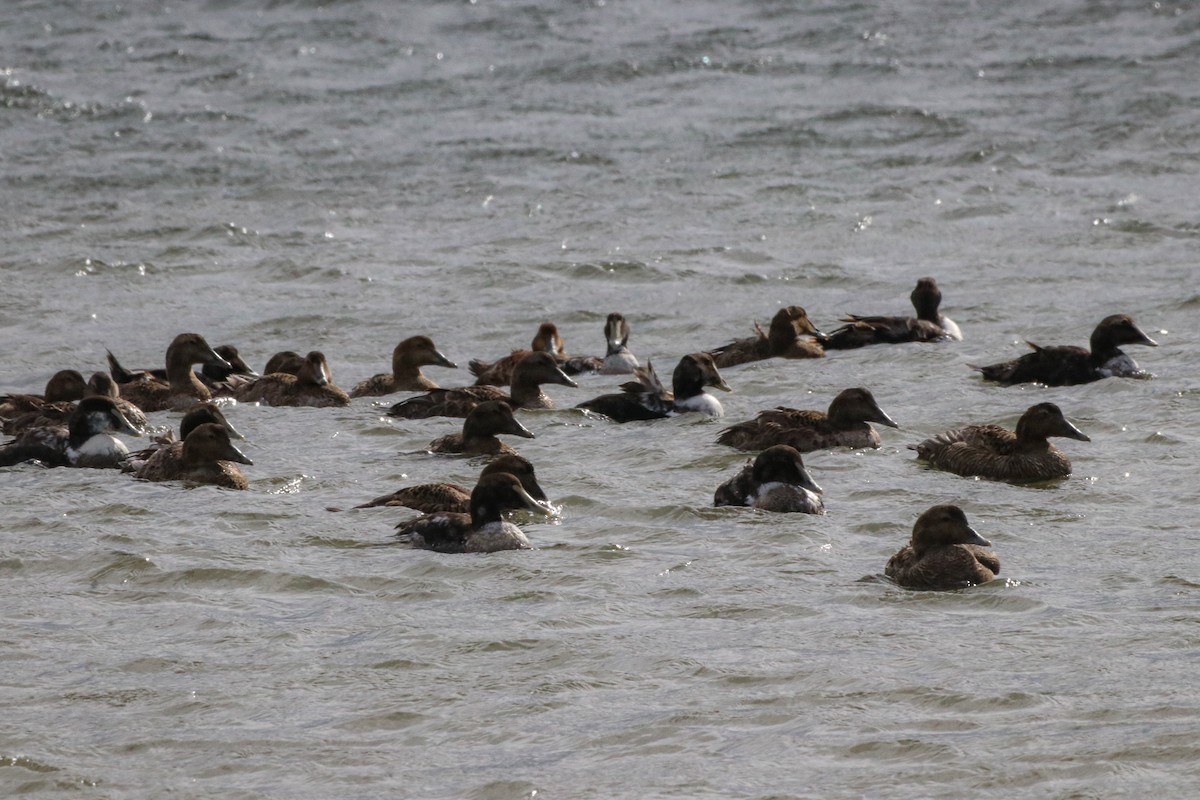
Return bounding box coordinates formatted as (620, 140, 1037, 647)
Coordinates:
(1, 277, 1161, 591)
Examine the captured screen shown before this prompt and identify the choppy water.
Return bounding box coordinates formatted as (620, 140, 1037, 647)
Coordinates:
(3, 1, 1200, 797)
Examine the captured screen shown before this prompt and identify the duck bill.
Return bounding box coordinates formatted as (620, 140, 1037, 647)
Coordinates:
(871, 405, 900, 429)
(114, 412, 144, 438)
(434, 350, 459, 369)
(221, 419, 247, 441)
(709, 375, 733, 393)
(514, 484, 553, 516)
(963, 526, 991, 547)
(204, 347, 234, 371)
(505, 417, 536, 439)
(1134, 325, 1158, 347)
(222, 441, 254, 466)
(1057, 419, 1091, 442)
(553, 367, 579, 388)
(798, 470, 824, 496)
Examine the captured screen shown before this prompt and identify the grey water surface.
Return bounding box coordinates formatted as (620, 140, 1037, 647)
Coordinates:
(3, 1, 1200, 798)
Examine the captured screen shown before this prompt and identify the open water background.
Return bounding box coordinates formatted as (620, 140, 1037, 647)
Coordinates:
(3, 1, 1200, 797)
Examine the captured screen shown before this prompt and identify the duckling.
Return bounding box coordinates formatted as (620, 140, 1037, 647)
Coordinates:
(395, 471, 552, 553)
(469, 322, 566, 386)
(355, 454, 549, 513)
(388, 351, 577, 420)
(109, 333, 232, 412)
(717, 387, 898, 452)
(426, 400, 536, 457)
(120, 403, 245, 473)
(0, 396, 143, 469)
(135, 422, 253, 490)
(349, 335, 458, 397)
(234, 351, 350, 407)
(973, 314, 1157, 386)
(885, 505, 999, 590)
(576, 353, 732, 422)
(560, 313, 640, 376)
(820, 277, 962, 349)
(911, 402, 1089, 482)
(706, 306, 825, 369)
(713, 444, 825, 513)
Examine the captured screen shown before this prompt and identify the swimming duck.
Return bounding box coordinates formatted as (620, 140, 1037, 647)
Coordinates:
(469, 322, 566, 386)
(110, 343, 258, 386)
(262, 351, 306, 376)
(109, 333, 232, 412)
(1, 370, 90, 434)
(4, 371, 148, 434)
(426, 400, 536, 456)
(356, 454, 549, 513)
(560, 313, 640, 376)
(911, 402, 1089, 482)
(135, 422, 253, 490)
(388, 351, 577, 420)
(121, 402, 245, 473)
(706, 306, 825, 369)
(234, 351, 350, 407)
(885, 505, 999, 590)
(349, 336, 458, 398)
(0, 396, 143, 469)
(713, 444, 825, 513)
(576, 353, 732, 422)
(820, 277, 962, 349)
(394, 471, 552, 553)
(716, 387, 898, 452)
(201, 345, 260, 389)
(0, 369, 88, 422)
(86, 372, 150, 430)
(973, 314, 1158, 386)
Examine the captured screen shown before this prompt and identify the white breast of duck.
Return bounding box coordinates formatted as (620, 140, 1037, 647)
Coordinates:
(1097, 352, 1145, 378)
(464, 520, 532, 553)
(751, 482, 825, 514)
(670, 353, 732, 418)
(674, 392, 725, 417)
(68, 434, 132, 468)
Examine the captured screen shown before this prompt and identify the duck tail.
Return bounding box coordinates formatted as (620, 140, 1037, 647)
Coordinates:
(106, 349, 140, 384)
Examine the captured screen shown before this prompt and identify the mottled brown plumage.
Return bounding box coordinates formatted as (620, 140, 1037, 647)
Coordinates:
(706, 306, 825, 368)
(427, 400, 536, 456)
(111, 333, 232, 412)
(356, 454, 548, 513)
(1, 396, 143, 469)
(135, 422, 253, 490)
(389, 351, 577, 420)
(469, 322, 566, 386)
(717, 387, 898, 452)
(885, 505, 999, 590)
(912, 402, 1089, 482)
(2, 370, 91, 434)
(350, 335, 458, 397)
(234, 351, 349, 407)
(121, 403, 244, 473)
